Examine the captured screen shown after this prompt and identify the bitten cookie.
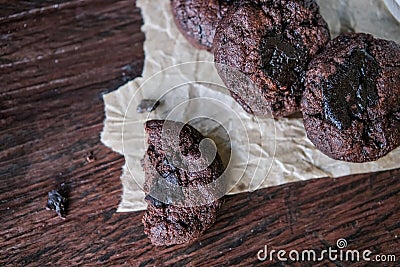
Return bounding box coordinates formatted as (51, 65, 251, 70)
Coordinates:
(142, 120, 224, 246)
(171, 0, 236, 51)
(302, 33, 400, 162)
(214, 0, 330, 117)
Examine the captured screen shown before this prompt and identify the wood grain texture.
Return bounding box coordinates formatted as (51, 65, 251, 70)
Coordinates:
(0, 0, 399, 266)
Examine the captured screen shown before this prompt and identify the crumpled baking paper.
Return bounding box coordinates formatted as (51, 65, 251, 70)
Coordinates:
(101, 0, 400, 212)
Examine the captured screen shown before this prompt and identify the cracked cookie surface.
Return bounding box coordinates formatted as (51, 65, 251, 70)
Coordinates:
(213, 0, 330, 117)
(142, 120, 224, 246)
(171, 0, 236, 51)
(302, 33, 400, 162)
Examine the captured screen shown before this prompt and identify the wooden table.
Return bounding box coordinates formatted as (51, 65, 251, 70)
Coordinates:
(1, 1, 399, 266)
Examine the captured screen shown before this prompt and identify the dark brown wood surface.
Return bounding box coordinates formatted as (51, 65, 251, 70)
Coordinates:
(0, 1, 399, 266)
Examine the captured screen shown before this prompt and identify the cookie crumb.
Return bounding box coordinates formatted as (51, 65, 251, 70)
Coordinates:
(85, 151, 95, 163)
(137, 99, 160, 113)
(46, 183, 68, 219)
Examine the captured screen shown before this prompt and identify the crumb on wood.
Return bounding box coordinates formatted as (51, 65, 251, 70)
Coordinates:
(85, 151, 95, 163)
(46, 183, 68, 219)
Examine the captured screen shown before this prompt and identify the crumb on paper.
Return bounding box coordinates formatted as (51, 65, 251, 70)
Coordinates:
(137, 99, 160, 113)
(46, 183, 68, 219)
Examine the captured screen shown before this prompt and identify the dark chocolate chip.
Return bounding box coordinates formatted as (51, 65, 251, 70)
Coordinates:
(145, 194, 166, 208)
(46, 183, 68, 218)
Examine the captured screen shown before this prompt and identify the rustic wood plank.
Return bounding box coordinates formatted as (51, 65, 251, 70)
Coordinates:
(0, 0, 399, 266)
(0, 0, 145, 264)
(0, 1, 70, 18)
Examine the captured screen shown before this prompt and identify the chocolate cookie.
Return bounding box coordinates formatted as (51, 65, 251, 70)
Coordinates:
(171, 0, 235, 51)
(214, 0, 330, 117)
(302, 33, 400, 162)
(141, 120, 224, 246)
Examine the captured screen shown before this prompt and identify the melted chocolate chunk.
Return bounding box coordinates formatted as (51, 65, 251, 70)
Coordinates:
(323, 48, 380, 130)
(162, 157, 177, 172)
(145, 194, 166, 208)
(260, 35, 305, 89)
(149, 175, 184, 205)
(158, 157, 180, 186)
(164, 173, 180, 186)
